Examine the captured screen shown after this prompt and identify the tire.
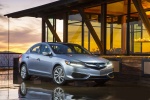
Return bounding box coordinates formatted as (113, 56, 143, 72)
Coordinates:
(20, 64, 31, 80)
(19, 82, 27, 97)
(95, 79, 109, 85)
(53, 66, 66, 85)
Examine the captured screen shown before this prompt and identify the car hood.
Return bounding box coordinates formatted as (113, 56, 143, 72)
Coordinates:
(60, 54, 108, 63)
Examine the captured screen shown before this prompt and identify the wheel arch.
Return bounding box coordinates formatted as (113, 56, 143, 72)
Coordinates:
(52, 63, 65, 77)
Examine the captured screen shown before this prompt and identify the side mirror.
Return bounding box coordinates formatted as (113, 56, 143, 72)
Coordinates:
(42, 52, 52, 56)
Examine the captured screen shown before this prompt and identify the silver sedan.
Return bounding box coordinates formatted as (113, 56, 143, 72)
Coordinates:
(19, 42, 114, 85)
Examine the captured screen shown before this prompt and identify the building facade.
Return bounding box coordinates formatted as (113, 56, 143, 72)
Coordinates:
(5, 0, 150, 55)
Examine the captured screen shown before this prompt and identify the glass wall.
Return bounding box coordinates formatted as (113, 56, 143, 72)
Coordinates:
(83, 13, 100, 53)
(130, 0, 150, 54)
(47, 18, 54, 42)
(68, 12, 101, 54)
(68, 14, 82, 45)
(56, 19, 63, 42)
(45, 0, 150, 55)
(106, 1, 127, 54)
(47, 18, 63, 42)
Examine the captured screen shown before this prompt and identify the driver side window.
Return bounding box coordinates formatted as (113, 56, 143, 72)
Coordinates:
(41, 44, 50, 54)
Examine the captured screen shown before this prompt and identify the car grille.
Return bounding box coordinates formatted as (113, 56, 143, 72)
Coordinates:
(84, 63, 106, 70)
(72, 72, 88, 78)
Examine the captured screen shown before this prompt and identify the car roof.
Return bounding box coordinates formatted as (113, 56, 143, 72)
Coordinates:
(42, 42, 79, 45)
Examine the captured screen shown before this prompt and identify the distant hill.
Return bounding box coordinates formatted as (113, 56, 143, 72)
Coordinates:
(0, 51, 21, 54)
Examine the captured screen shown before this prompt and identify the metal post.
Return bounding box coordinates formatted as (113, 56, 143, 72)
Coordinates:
(82, 19, 84, 47)
(126, 0, 131, 55)
(42, 18, 46, 42)
(110, 16, 113, 49)
(101, 3, 107, 54)
(63, 13, 68, 43)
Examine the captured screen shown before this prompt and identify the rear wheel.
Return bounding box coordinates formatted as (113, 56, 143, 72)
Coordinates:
(53, 66, 66, 85)
(20, 64, 31, 80)
(19, 82, 27, 97)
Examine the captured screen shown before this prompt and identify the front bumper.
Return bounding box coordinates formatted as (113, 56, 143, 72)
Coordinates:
(64, 65, 114, 80)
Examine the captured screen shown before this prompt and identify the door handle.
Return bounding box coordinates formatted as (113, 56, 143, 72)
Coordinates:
(37, 58, 40, 61)
(26, 56, 29, 59)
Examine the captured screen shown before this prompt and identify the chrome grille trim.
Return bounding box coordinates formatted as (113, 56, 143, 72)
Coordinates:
(84, 62, 106, 70)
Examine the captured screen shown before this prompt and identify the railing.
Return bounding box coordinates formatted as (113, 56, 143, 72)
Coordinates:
(0, 53, 21, 68)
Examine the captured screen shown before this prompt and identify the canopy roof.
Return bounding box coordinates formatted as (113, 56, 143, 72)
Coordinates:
(5, 0, 121, 18)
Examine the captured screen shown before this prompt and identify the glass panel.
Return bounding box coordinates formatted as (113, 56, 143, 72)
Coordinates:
(47, 19, 53, 42)
(84, 6, 101, 54)
(68, 20, 82, 45)
(47, 18, 62, 42)
(84, 24, 89, 51)
(83, 20, 100, 54)
(106, 1, 126, 54)
(56, 19, 63, 42)
(142, 25, 150, 53)
(90, 21, 100, 54)
(131, 0, 150, 54)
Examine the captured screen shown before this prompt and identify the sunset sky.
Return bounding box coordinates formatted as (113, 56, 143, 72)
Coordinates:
(1, 0, 150, 54)
(0, 0, 57, 53)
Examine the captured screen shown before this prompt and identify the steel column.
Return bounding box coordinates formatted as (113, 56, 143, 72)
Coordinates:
(63, 13, 68, 43)
(82, 19, 84, 47)
(126, 0, 131, 55)
(42, 18, 46, 42)
(110, 16, 113, 49)
(101, 3, 107, 54)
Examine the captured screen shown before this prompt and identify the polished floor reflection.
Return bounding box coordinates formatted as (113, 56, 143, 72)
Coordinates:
(0, 80, 150, 100)
(0, 71, 150, 100)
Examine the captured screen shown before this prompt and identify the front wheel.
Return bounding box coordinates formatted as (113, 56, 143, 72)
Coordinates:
(20, 64, 31, 80)
(53, 66, 66, 85)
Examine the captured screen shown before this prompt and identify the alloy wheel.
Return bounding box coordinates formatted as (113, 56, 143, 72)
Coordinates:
(53, 66, 65, 85)
(21, 65, 27, 79)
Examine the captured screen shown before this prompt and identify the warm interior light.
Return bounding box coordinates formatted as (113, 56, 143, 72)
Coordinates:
(134, 38, 150, 42)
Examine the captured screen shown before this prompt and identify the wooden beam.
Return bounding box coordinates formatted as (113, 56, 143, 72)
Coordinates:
(78, 8, 103, 53)
(43, 16, 61, 42)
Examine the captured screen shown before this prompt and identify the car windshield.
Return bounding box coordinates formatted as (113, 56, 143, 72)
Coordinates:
(49, 43, 91, 54)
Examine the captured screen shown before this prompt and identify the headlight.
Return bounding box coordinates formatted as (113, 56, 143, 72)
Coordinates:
(106, 61, 113, 68)
(107, 61, 113, 66)
(65, 60, 84, 67)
